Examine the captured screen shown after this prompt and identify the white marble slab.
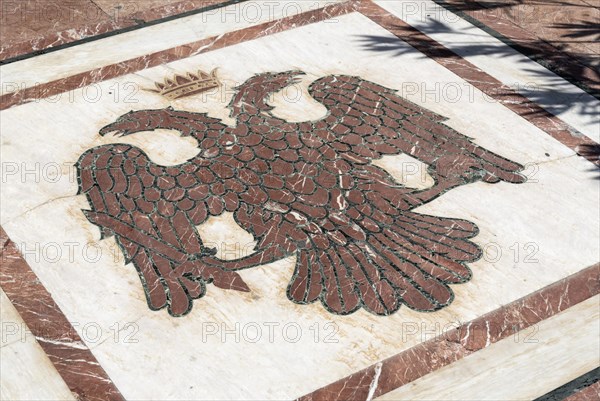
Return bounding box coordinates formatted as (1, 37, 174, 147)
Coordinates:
(0, 11, 598, 400)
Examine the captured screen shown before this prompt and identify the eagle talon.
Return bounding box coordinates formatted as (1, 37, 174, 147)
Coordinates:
(173, 258, 251, 293)
(186, 247, 217, 261)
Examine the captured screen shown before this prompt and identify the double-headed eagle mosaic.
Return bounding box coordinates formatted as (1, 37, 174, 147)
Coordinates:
(77, 71, 525, 317)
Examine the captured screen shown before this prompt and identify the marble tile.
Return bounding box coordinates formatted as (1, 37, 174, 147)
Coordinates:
(373, 0, 600, 143)
(0, 289, 76, 401)
(375, 295, 600, 401)
(93, 0, 217, 18)
(357, 0, 598, 167)
(0, 0, 111, 49)
(0, 1, 356, 111)
(436, 0, 600, 101)
(297, 265, 599, 401)
(1, 9, 598, 399)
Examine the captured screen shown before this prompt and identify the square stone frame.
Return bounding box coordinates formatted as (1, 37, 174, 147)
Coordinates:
(0, 2, 598, 401)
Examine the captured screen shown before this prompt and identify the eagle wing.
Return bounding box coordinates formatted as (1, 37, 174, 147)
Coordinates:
(307, 74, 526, 185)
(228, 134, 483, 315)
(77, 113, 249, 317)
(227, 73, 525, 315)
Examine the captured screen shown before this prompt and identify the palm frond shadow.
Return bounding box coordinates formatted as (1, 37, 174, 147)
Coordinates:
(356, 17, 600, 169)
(552, 21, 600, 41)
(355, 20, 600, 129)
(576, 144, 600, 179)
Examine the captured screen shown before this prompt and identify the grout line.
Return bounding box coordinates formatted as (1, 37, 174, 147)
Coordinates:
(88, 0, 115, 21)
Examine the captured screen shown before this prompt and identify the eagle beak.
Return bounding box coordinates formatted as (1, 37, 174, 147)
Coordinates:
(288, 70, 306, 84)
(99, 113, 136, 136)
(99, 122, 119, 136)
(99, 122, 131, 137)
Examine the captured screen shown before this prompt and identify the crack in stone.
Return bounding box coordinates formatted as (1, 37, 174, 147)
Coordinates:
(3, 195, 76, 226)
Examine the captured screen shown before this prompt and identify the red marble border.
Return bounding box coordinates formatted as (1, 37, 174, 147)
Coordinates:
(0, 227, 125, 401)
(0, 1, 357, 111)
(564, 381, 600, 401)
(357, 0, 599, 166)
(0, 0, 230, 62)
(297, 263, 600, 401)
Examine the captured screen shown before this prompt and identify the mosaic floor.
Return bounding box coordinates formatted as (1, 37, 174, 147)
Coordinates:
(1, 1, 599, 400)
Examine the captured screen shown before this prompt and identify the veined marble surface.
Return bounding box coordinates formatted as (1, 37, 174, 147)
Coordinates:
(0, 289, 75, 401)
(0, 6, 598, 401)
(376, 295, 600, 401)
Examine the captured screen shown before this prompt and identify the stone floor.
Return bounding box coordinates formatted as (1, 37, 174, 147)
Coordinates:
(1, 1, 599, 400)
(0, 0, 230, 61)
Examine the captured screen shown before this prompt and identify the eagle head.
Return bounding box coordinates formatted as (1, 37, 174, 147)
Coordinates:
(99, 107, 175, 137)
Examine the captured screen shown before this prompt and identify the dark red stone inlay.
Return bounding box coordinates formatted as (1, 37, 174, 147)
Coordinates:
(77, 71, 526, 317)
